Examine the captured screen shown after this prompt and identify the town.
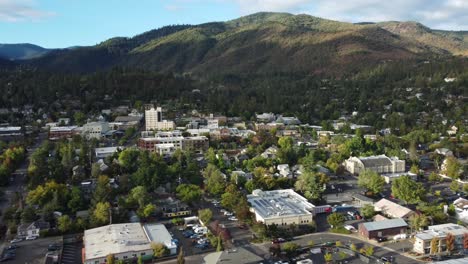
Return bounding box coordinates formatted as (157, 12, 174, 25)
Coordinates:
(0, 102, 465, 264)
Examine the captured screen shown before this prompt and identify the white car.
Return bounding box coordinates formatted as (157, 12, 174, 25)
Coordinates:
(26, 236, 38, 241)
(228, 216, 238, 221)
(344, 225, 357, 232)
(224, 211, 233, 216)
(10, 238, 23, 243)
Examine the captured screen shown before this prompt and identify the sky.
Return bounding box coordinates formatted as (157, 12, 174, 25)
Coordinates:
(1, 0, 468, 48)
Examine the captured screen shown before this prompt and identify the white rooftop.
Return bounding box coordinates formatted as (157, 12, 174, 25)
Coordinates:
(95, 147, 123, 155)
(84, 223, 151, 261)
(247, 189, 315, 220)
(415, 223, 468, 241)
(143, 223, 176, 250)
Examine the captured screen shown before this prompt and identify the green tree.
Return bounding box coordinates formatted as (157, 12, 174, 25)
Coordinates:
(357, 169, 385, 194)
(450, 181, 460, 192)
(391, 175, 425, 204)
(203, 164, 226, 196)
(91, 202, 110, 226)
(151, 242, 169, 258)
(294, 171, 325, 201)
(282, 242, 299, 257)
(137, 256, 143, 264)
(430, 237, 439, 255)
(198, 209, 213, 225)
(364, 246, 374, 256)
(73, 111, 86, 126)
(58, 215, 73, 233)
(428, 172, 440, 182)
(409, 214, 429, 232)
(67, 187, 84, 213)
(138, 203, 156, 219)
(176, 184, 202, 204)
(324, 252, 333, 262)
(177, 247, 185, 264)
(21, 206, 37, 223)
(327, 213, 345, 229)
(106, 254, 115, 264)
(216, 236, 223, 251)
(361, 204, 376, 219)
(444, 156, 461, 179)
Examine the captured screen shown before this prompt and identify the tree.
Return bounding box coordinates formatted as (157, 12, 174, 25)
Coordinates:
(106, 254, 115, 264)
(444, 156, 461, 179)
(282, 242, 299, 257)
(294, 171, 325, 201)
(428, 172, 440, 182)
(409, 214, 429, 232)
(357, 169, 385, 194)
(350, 243, 357, 251)
(92, 175, 111, 206)
(391, 175, 425, 204)
(464, 233, 468, 250)
(450, 181, 460, 192)
(324, 252, 333, 262)
(177, 247, 185, 264)
(138, 203, 156, 219)
(74, 111, 86, 126)
(137, 256, 143, 264)
(446, 233, 455, 254)
(176, 184, 202, 204)
(151, 242, 169, 258)
(430, 237, 439, 255)
(91, 202, 110, 226)
(21, 206, 37, 223)
(57, 215, 73, 233)
(221, 184, 240, 210)
(327, 213, 345, 229)
(361, 204, 376, 219)
(198, 209, 213, 225)
(335, 240, 342, 247)
(364, 246, 374, 256)
(203, 164, 226, 196)
(67, 187, 84, 213)
(216, 236, 223, 251)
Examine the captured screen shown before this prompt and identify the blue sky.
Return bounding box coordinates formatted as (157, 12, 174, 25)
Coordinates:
(1, 0, 468, 48)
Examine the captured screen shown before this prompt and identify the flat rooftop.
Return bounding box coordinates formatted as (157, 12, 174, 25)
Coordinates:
(84, 223, 151, 261)
(50, 126, 78, 132)
(143, 223, 176, 250)
(247, 189, 315, 220)
(95, 146, 123, 154)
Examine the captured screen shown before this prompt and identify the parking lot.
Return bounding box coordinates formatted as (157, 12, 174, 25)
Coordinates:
(4, 236, 62, 263)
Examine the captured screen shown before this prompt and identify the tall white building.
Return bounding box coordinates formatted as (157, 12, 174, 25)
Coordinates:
(145, 107, 175, 131)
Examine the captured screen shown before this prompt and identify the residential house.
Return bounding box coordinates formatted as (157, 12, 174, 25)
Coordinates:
(17, 220, 50, 238)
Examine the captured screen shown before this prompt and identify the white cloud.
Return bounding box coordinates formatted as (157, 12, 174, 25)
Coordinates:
(233, 0, 310, 13)
(0, 0, 55, 22)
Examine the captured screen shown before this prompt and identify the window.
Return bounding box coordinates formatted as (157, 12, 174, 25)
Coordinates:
(123, 256, 128, 259)
(141, 252, 146, 256)
(132, 254, 137, 258)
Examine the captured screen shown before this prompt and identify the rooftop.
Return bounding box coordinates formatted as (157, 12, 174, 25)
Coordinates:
(143, 223, 176, 250)
(361, 218, 407, 232)
(247, 189, 315, 220)
(50, 126, 78, 132)
(84, 223, 151, 261)
(95, 147, 122, 154)
(359, 155, 393, 167)
(374, 198, 414, 218)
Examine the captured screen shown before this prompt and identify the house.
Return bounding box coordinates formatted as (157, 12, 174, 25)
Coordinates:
(247, 189, 315, 226)
(261, 146, 279, 159)
(82, 122, 110, 140)
(344, 155, 405, 175)
(413, 223, 468, 254)
(374, 199, 416, 220)
(157, 197, 191, 218)
(358, 218, 407, 240)
(17, 220, 50, 238)
(435, 148, 454, 157)
(95, 146, 123, 159)
(453, 198, 468, 224)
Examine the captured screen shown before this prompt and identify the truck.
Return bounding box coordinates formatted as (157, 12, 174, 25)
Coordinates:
(313, 205, 332, 215)
(332, 205, 355, 213)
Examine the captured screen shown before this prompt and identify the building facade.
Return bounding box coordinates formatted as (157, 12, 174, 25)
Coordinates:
(145, 107, 175, 131)
(358, 219, 408, 239)
(413, 223, 468, 254)
(82, 122, 110, 140)
(345, 155, 405, 175)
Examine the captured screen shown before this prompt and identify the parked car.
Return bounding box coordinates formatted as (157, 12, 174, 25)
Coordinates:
(224, 211, 233, 216)
(6, 245, 19, 250)
(228, 216, 238, 221)
(344, 225, 357, 232)
(271, 238, 286, 244)
(48, 243, 60, 251)
(9, 238, 22, 244)
(194, 243, 209, 249)
(26, 236, 38, 241)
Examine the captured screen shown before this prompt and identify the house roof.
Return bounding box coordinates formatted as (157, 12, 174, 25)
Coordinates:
(361, 218, 407, 232)
(374, 198, 414, 218)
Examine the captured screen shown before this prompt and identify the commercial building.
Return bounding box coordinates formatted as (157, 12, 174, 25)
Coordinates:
(145, 107, 175, 131)
(374, 198, 416, 220)
(138, 135, 183, 153)
(358, 218, 408, 240)
(247, 189, 315, 226)
(182, 136, 209, 154)
(83, 223, 153, 264)
(0, 126, 23, 140)
(83, 223, 176, 264)
(95, 146, 123, 159)
(138, 132, 208, 155)
(344, 155, 405, 175)
(48, 126, 79, 140)
(82, 122, 110, 140)
(413, 223, 468, 254)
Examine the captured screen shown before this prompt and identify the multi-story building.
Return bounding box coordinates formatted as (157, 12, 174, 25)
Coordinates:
(145, 107, 175, 131)
(247, 189, 315, 226)
(344, 155, 405, 175)
(182, 136, 209, 154)
(138, 136, 184, 153)
(82, 122, 110, 140)
(413, 223, 468, 254)
(48, 126, 80, 140)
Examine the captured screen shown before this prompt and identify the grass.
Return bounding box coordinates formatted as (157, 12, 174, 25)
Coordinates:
(330, 227, 351, 234)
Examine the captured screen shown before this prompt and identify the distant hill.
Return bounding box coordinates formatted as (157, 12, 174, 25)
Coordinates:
(23, 12, 468, 75)
(0, 43, 50, 60)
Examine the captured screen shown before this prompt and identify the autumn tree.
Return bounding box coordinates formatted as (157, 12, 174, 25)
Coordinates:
(446, 233, 455, 254)
(430, 237, 439, 255)
(91, 202, 110, 227)
(152, 242, 169, 258)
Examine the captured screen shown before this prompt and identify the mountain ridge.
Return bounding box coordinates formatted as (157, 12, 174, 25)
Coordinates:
(16, 12, 468, 75)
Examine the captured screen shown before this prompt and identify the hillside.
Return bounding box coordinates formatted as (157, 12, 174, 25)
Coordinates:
(0, 43, 49, 60)
(25, 12, 468, 75)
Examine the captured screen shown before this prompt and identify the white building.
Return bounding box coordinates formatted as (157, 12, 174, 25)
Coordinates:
(82, 122, 110, 140)
(247, 189, 315, 226)
(95, 146, 123, 159)
(413, 223, 468, 254)
(344, 155, 405, 175)
(143, 223, 177, 255)
(145, 107, 175, 131)
(83, 223, 154, 264)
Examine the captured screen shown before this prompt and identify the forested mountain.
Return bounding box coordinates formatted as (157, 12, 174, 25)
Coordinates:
(0, 43, 49, 60)
(24, 12, 468, 75)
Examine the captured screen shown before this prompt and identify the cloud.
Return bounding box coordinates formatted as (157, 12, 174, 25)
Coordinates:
(225, 0, 468, 30)
(0, 0, 55, 22)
